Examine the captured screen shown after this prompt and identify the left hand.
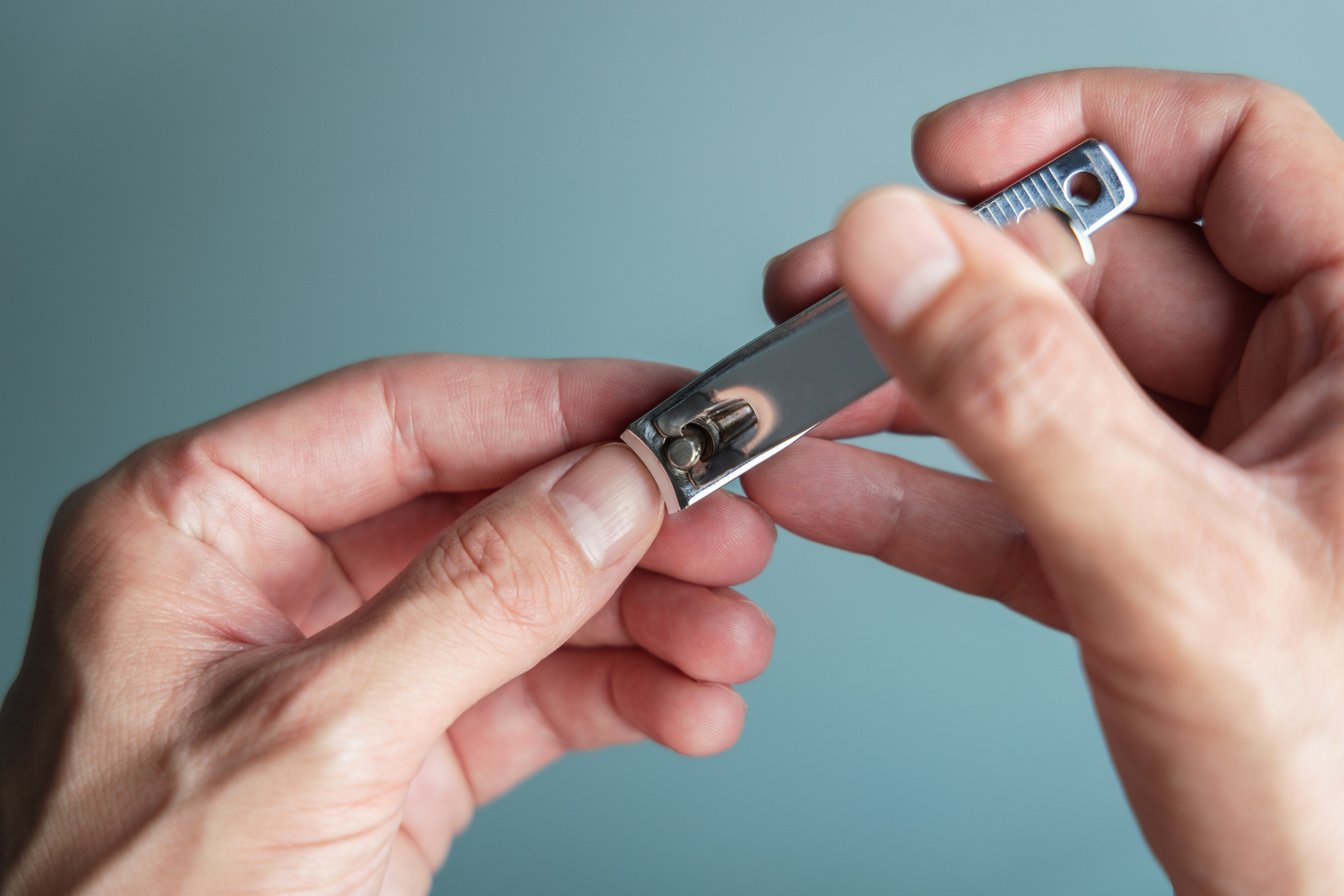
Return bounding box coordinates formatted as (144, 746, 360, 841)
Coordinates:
(0, 354, 776, 894)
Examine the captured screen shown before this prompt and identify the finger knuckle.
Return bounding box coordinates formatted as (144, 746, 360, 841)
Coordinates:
(424, 513, 556, 632)
(126, 434, 214, 518)
(43, 481, 106, 569)
(125, 433, 264, 546)
(39, 477, 140, 619)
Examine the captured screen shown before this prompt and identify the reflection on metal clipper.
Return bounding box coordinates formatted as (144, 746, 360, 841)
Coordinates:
(623, 139, 1139, 513)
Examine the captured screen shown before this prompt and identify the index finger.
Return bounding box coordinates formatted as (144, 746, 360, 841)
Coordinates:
(130, 354, 691, 533)
(913, 68, 1344, 294)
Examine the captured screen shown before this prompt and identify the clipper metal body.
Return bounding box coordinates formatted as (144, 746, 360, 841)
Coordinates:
(623, 140, 1138, 513)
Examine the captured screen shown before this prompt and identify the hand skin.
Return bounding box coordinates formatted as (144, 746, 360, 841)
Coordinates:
(745, 69, 1344, 894)
(0, 355, 777, 895)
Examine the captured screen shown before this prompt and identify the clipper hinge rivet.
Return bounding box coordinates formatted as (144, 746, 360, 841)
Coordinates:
(665, 398, 757, 471)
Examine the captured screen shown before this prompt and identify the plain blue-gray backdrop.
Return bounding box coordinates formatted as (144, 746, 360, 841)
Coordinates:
(3, 1, 1341, 893)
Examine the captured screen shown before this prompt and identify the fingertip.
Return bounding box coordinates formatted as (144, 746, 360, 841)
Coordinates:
(720, 597, 776, 682)
(911, 101, 951, 160)
(737, 492, 780, 563)
(642, 490, 775, 586)
(612, 654, 747, 757)
(761, 232, 839, 324)
(619, 575, 775, 684)
(719, 490, 779, 551)
(685, 590, 776, 684)
(911, 102, 962, 188)
(909, 75, 1076, 200)
(671, 683, 747, 757)
(1007, 209, 1090, 281)
(762, 251, 780, 281)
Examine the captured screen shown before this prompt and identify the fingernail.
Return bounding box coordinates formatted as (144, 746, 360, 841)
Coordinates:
(844, 188, 963, 329)
(551, 444, 662, 568)
(1010, 209, 1089, 280)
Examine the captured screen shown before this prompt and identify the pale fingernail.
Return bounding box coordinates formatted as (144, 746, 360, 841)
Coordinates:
(550, 444, 662, 568)
(846, 188, 963, 330)
(1010, 209, 1089, 280)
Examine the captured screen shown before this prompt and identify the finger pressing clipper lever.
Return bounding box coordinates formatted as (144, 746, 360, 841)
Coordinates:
(623, 139, 1138, 513)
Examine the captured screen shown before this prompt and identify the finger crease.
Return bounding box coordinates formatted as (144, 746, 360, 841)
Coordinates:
(551, 365, 579, 454)
(520, 667, 570, 751)
(380, 367, 434, 495)
(442, 725, 483, 830)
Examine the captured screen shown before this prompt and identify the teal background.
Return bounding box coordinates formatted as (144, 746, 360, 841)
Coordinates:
(2, 2, 1340, 893)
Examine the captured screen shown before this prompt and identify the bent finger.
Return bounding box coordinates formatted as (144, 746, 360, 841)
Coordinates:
(914, 68, 1344, 294)
(448, 647, 748, 805)
(743, 437, 1061, 630)
(571, 570, 775, 683)
(131, 355, 691, 536)
(637, 489, 777, 586)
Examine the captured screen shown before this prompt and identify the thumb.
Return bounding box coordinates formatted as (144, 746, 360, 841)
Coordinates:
(836, 187, 1201, 593)
(317, 443, 663, 744)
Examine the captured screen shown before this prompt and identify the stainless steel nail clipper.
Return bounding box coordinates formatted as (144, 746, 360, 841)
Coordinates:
(622, 139, 1138, 513)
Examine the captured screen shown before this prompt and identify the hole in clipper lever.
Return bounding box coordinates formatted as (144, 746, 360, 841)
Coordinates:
(1065, 170, 1102, 206)
(663, 398, 757, 472)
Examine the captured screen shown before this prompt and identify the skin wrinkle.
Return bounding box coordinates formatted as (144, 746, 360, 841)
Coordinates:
(249, 799, 401, 859)
(606, 653, 639, 751)
(1211, 293, 1260, 407)
(393, 739, 463, 868)
(379, 364, 434, 499)
(1308, 270, 1344, 361)
(297, 542, 364, 635)
(550, 362, 582, 456)
(420, 514, 540, 633)
(318, 492, 479, 601)
(1219, 290, 1331, 454)
(81, 655, 402, 893)
(437, 728, 481, 838)
(155, 439, 360, 629)
(1209, 86, 1344, 292)
(611, 575, 638, 649)
(870, 459, 1058, 628)
(518, 668, 570, 754)
(387, 829, 434, 893)
(868, 465, 909, 561)
(977, 523, 1037, 617)
(1282, 288, 1330, 387)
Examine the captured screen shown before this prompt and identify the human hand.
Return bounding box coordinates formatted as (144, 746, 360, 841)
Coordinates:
(0, 355, 776, 894)
(744, 69, 1344, 893)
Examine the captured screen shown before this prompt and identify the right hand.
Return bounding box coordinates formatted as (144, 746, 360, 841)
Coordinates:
(746, 69, 1344, 893)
